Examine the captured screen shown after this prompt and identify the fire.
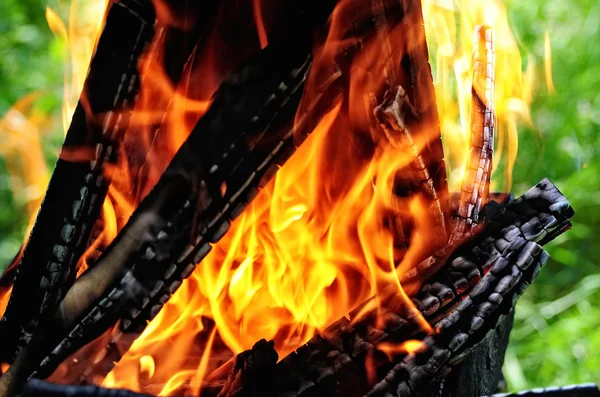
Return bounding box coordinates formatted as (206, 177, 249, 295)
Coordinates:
(45, 0, 109, 135)
(0, 0, 547, 394)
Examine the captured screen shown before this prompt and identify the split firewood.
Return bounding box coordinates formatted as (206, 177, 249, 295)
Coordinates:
(216, 339, 278, 397)
(125, 0, 222, 203)
(7, 0, 441, 387)
(0, 0, 156, 364)
(0, 3, 341, 394)
(395, 0, 448, 213)
(22, 379, 155, 397)
(375, 86, 448, 250)
(211, 179, 573, 397)
(412, 179, 573, 323)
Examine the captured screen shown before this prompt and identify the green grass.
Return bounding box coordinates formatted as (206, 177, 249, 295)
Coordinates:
(1, 0, 599, 391)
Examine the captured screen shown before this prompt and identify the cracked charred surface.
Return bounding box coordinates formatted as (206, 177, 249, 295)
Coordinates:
(209, 179, 573, 397)
(367, 181, 574, 397)
(0, 3, 576, 397)
(0, 3, 341, 393)
(0, 0, 156, 364)
(397, 24, 496, 286)
(30, 46, 317, 384)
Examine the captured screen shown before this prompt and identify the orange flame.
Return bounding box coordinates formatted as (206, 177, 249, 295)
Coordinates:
(0, 0, 553, 394)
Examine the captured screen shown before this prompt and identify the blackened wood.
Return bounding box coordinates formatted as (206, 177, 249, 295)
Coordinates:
(125, 0, 222, 203)
(366, 0, 449, 257)
(366, 243, 550, 396)
(440, 310, 514, 397)
(397, 0, 448, 225)
(14, 1, 339, 387)
(375, 85, 448, 250)
(0, 0, 156, 363)
(213, 179, 573, 397)
(451, 25, 495, 242)
(18, 379, 600, 397)
(22, 379, 155, 397)
(397, 25, 496, 284)
(216, 339, 278, 397)
(484, 384, 600, 397)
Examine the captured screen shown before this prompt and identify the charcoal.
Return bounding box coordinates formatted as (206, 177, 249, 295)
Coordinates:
(410, 179, 573, 313)
(0, 0, 156, 363)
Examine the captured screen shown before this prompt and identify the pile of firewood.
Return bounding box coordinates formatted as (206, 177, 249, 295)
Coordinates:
(0, 0, 593, 396)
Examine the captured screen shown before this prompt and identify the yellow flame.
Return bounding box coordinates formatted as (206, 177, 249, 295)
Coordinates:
(422, 0, 534, 192)
(97, 0, 547, 393)
(0, 94, 50, 232)
(46, 0, 109, 134)
(544, 31, 555, 95)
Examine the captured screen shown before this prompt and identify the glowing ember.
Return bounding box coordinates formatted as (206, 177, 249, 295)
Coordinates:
(0, 0, 551, 394)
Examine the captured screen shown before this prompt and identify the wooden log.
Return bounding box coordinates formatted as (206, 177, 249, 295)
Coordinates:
(18, 378, 600, 397)
(367, 0, 450, 258)
(398, 24, 496, 283)
(22, 379, 155, 397)
(0, 0, 156, 364)
(375, 85, 448, 250)
(436, 310, 514, 397)
(0, 2, 340, 391)
(210, 179, 573, 397)
(450, 25, 495, 243)
(13, 181, 577, 397)
(365, 242, 550, 396)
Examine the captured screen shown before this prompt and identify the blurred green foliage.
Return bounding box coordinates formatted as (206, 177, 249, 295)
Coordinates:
(0, 0, 598, 391)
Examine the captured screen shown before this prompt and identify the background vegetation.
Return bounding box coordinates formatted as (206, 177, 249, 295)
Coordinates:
(0, 0, 598, 391)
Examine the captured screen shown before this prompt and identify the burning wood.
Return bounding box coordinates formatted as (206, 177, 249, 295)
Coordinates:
(0, 0, 342, 392)
(18, 380, 600, 397)
(0, 0, 589, 396)
(0, 0, 156, 364)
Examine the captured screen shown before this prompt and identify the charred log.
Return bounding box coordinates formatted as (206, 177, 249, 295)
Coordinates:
(22, 380, 155, 397)
(451, 25, 496, 241)
(438, 310, 514, 397)
(210, 179, 573, 397)
(216, 339, 278, 397)
(0, 2, 341, 392)
(19, 379, 600, 397)
(0, 0, 156, 363)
